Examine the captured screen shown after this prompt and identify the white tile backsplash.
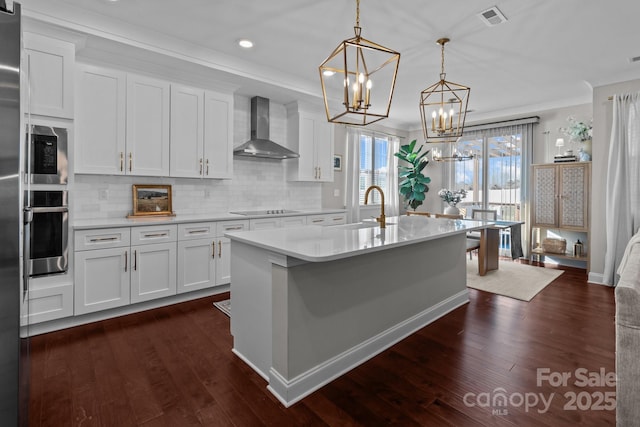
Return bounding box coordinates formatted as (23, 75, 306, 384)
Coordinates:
(72, 95, 321, 220)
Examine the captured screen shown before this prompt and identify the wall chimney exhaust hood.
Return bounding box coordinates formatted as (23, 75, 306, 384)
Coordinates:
(234, 96, 299, 160)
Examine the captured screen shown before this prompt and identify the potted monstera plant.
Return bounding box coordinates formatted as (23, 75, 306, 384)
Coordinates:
(395, 139, 431, 211)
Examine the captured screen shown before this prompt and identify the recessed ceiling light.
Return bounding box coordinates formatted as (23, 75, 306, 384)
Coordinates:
(238, 39, 254, 49)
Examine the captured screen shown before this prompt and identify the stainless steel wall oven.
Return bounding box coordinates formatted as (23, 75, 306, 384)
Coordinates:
(25, 191, 68, 276)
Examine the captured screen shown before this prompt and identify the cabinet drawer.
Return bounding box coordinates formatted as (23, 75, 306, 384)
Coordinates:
(307, 215, 327, 226)
(75, 228, 130, 251)
(327, 213, 347, 225)
(178, 222, 216, 241)
(131, 224, 177, 245)
(217, 220, 249, 235)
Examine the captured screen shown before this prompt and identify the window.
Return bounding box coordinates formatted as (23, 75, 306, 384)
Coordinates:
(359, 133, 390, 205)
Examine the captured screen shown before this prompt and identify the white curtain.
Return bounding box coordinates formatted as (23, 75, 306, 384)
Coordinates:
(386, 135, 400, 217)
(345, 127, 361, 223)
(603, 92, 640, 285)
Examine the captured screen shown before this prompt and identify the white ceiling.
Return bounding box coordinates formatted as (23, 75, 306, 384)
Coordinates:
(20, 0, 640, 129)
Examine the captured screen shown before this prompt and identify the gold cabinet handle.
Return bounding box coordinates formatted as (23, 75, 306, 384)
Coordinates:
(200, 158, 203, 175)
(206, 159, 210, 176)
(218, 241, 222, 258)
(124, 250, 128, 272)
(129, 152, 133, 172)
(211, 241, 215, 258)
(120, 152, 124, 172)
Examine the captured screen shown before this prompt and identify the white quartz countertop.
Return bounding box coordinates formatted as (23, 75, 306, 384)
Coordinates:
(73, 209, 346, 230)
(225, 215, 492, 262)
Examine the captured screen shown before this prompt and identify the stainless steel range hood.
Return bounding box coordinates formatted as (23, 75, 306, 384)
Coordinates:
(234, 96, 299, 159)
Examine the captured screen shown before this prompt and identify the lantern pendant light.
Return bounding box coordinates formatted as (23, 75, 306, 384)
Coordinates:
(319, 0, 401, 126)
(420, 38, 470, 143)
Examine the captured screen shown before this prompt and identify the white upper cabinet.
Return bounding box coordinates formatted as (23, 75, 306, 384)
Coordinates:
(204, 90, 233, 179)
(286, 102, 334, 182)
(126, 74, 171, 176)
(23, 32, 75, 119)
(75, 64, 126, 175)
(170, 84, 204, 178)
(170, 85, 233, 179)
(76, 67, 170, 176)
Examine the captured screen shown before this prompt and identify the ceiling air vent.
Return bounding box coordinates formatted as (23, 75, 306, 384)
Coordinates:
(478, 6, 508, 27)
(629, 56, 640, 63)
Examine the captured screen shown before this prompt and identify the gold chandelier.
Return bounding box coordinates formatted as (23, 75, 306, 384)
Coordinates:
(319, 0, 400, 126)
(420, 38, 470, 143)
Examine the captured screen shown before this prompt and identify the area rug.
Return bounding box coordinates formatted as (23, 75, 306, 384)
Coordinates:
(466, 259, 563, 301)
(213, 299, 231, 317)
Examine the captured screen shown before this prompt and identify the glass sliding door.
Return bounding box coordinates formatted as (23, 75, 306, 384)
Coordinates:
(446, 118, 537, 257)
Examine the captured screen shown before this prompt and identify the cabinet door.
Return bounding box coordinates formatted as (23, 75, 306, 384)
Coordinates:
(74, 247, 130, 315)
(170, 85, 204, 178)
(177, 238, 216, 293)
(130, 242, 177, 303)
(204, 91, 233, 179)
(216, 237, 232, 285)
(23, 32, 74, 119)
(126, 74, 170, 176)
(296, 115, 317, 181)
(314, 118, 334, 182)
(75, 64, 127, 175)
(22, 282, 73, 325)
(531, 164, 558, 227)
(559, 163, 589, 230)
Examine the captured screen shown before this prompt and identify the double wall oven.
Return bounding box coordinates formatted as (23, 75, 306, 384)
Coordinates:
(24, 125, 69, 277)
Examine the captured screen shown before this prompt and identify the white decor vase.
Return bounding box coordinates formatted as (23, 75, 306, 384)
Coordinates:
(444, 205, 460, 215)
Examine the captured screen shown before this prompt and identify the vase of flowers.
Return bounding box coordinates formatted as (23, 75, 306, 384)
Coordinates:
(438, 188, 467, 215)
(561, 116, 592, 157)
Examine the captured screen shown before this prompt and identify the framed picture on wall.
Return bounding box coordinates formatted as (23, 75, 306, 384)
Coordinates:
(334, 155, 342, 171)
(130, 184, 175, 217)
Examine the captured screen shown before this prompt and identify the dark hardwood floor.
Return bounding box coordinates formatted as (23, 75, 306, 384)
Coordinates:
(28, 264, 616, 426)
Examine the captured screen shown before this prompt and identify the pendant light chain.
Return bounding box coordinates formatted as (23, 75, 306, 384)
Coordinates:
(354, 0, 361, 38)
(440, 39, 446, 80)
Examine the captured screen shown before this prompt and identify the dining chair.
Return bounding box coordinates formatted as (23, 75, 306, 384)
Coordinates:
(434, 213, 463, 219)
(406, 211, 432, 217)
(467, 209, 497, 259)
(471, 209, 498, 221)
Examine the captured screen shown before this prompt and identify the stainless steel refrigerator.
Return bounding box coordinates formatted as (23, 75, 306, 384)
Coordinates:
(0, 2, 28, 425)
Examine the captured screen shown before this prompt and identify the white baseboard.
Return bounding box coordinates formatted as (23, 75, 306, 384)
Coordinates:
(27, 284, 229, 336)
(266, 289, 470, 407)
(588, 271, 613, 286)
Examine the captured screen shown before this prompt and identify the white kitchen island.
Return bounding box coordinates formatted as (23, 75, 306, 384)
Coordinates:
(226, 215, 490, 407)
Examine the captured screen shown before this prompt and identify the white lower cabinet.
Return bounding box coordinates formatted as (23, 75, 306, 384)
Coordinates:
(177, 220, 248, 293)
(74, 225, 177, 315)
(130, 225, 177, 303)
(75, 246, 130, 315)
(130, 241, 177, 303)
(22, 278, 74, 326)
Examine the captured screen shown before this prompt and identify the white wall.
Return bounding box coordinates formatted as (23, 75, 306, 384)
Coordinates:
(73, 95, 321, 219)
